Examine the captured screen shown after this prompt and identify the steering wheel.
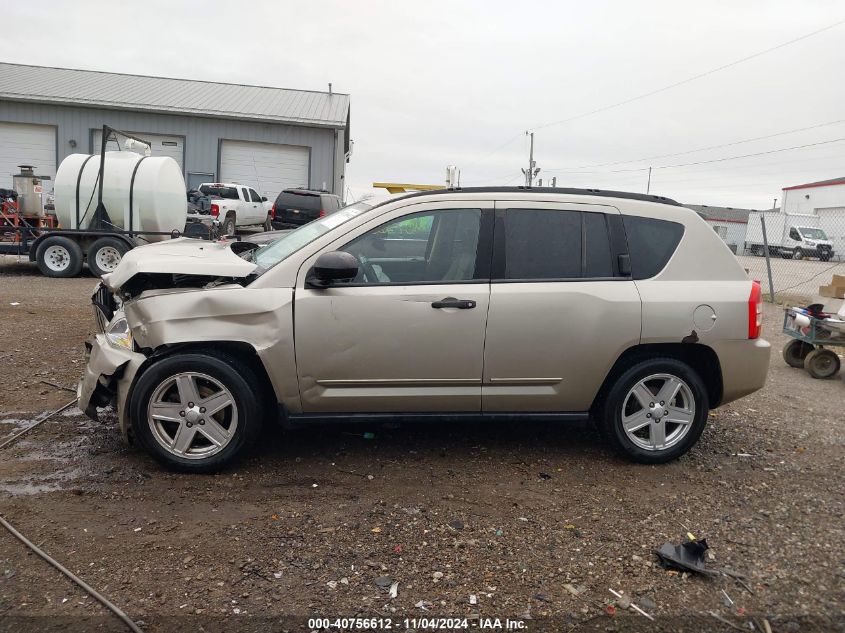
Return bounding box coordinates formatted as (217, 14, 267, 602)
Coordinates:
(355, 254, 380, 283)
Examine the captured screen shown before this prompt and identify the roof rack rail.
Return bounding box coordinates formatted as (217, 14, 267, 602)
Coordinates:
(388, 186, 681, 207)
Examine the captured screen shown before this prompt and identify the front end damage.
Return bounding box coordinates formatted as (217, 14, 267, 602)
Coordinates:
(78, 237, 297, 441)
(78, 330, 146, 439)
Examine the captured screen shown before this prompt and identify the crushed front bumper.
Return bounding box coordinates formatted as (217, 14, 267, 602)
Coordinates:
(78, 333, 146, 441)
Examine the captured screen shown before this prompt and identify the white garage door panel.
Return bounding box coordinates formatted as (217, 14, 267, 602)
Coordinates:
(91, 130, 184, 172)
(220, 140, 309, 200)
(0, 122, 56, 190)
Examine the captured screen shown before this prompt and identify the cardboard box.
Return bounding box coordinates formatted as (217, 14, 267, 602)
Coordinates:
(819, 284, 845, 299)
(832, 274, 845, 286)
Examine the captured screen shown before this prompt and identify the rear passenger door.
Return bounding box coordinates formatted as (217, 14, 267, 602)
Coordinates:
(481, 202, 642, 413)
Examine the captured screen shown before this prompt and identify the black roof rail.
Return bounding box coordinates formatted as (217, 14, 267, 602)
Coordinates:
(385, 186, 681, 207)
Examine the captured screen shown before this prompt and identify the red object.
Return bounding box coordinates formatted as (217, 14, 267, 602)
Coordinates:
(393, 545, 402, 553)
(782, 176, 845, 191)
(605, 605, 616, 616)
(210, 203, 220, 218)
(318, 209, 326, 218)
(748, 280, 762, 339)
(271, 204, 277, 220)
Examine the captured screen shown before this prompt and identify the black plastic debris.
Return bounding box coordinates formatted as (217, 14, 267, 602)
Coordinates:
(655, 537, 717, 575)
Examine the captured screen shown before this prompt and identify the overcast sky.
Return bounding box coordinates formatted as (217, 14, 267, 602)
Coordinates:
(6, 0, 845, 208)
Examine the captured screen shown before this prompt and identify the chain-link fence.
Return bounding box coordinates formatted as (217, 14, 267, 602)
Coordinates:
(733, 212, 845, 304)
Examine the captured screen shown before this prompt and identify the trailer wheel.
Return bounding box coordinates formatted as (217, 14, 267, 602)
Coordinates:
(36, 236, 83, 278)
(783, 339, 814, 368)
(803, 348, 841, 379)
(88, 237, 129, 277)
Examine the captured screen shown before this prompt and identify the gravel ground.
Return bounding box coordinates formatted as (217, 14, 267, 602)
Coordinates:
(0, 255, 843, 633)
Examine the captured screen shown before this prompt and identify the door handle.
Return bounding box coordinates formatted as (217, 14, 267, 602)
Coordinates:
(431, 297, 476, 309)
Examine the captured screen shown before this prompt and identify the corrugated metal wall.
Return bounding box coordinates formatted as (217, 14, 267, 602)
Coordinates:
(0, 100, 344, 194)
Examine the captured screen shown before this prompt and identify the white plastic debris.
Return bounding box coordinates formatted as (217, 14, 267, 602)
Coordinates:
(389, 581, 399, 599)
(469, 594, 477, 605)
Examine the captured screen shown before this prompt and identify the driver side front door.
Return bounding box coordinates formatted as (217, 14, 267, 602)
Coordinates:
(293, 205, 493, 413)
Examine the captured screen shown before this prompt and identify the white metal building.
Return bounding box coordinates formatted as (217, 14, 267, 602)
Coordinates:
(781, 177, 845, 257)
(685, 204, 753, 253)
(0, 63, 351, 200)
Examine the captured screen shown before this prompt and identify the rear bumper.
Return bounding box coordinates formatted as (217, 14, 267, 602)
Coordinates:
(711, 338, 771, 406)
(78, 334, 146, 441)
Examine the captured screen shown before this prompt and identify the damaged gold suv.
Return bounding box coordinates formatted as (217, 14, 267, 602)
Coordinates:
(79, 188, 771, 472)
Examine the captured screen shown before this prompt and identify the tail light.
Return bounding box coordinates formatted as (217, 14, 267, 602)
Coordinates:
(748, 280, 762, 339)
(318, 209, 326, 218)
(271, 204, 277, 220)
(210, 203, 220, 218)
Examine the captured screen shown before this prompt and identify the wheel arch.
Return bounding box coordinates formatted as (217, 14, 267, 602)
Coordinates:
(590, 342, 723, 415)
(126, 340, 278, 435)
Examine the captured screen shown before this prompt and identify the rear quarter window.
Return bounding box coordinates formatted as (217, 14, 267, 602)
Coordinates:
(622, 216, 685, 280)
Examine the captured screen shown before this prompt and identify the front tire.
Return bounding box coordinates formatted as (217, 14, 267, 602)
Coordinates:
(599, 358, 709, 463)
(88, 237, 129, 277)
(130, 353, 263, 472)
(793, 248, 805, 260)
(36, 236, 83, 278)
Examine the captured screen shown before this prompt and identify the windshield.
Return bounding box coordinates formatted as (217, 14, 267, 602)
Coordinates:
(798, 227, 827, 240)
(253, 201, 373, 271)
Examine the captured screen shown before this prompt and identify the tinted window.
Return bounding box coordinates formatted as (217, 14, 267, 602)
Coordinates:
(340, 209, 482, 284)
(789, 227, 800, 240)
(621, 216, 685, 280)
(275, 191, 321, 211)
(584, 212, 613, 278)
(199, 185, 239, 200)
(503, 209, 581, 279)
(249, 188, 262, 202)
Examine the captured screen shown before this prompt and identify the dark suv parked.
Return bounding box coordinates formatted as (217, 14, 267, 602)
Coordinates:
(271, 189, 342, 229)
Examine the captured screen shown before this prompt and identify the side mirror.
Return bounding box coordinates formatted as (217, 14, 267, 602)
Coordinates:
(261, 196, 268, 202)
(307, 251, 359, 288)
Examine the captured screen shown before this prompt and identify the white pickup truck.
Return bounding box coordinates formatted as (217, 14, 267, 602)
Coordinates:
(197, 183, 273, 234)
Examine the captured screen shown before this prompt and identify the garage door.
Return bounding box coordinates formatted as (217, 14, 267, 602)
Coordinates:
(91, 130, 184, 172)
(0, 122, 56, 191)
(220, 140, 309, 200)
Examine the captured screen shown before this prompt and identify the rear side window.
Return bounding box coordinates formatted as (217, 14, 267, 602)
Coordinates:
(199, 185, 239, 200)
(498, 209, 619, 280)
(622, 216, 685, 279)
(249, 188, 262, 202)
(275, 191, 321, 211)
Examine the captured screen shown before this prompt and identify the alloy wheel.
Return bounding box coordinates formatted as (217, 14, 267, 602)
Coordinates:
(147, 372, 239, 460)
(621, 373, 696, 451)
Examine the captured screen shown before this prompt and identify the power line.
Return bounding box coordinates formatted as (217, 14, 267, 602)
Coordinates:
(532, 17, 845, 131)
(545, 136, 845, 174)
(550, 117, 845, 170)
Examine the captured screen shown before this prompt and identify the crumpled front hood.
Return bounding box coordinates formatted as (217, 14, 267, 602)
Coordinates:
(102, 238, 257, 292)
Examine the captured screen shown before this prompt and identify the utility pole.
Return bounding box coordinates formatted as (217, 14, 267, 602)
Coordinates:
(646, 167, 652, 194)
(521, 131, 540, 187)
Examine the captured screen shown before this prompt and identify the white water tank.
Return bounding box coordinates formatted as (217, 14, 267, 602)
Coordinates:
(54, 151, 186, 242)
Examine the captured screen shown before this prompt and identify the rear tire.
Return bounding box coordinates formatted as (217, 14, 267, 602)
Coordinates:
(130, 353, 263, 472)
(36, 236, 83, 278)
(599, 358, 709, 463)
(803, 349, 841, 379)
(223, 215, 236, 236)
(783, 339, 814, 368)
(263, 215, 272, 231)
(87, 237, 129, 277)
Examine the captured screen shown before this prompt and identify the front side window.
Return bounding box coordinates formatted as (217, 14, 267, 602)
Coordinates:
(789, 227, 801, 240)
(340, 209, 483, 284)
